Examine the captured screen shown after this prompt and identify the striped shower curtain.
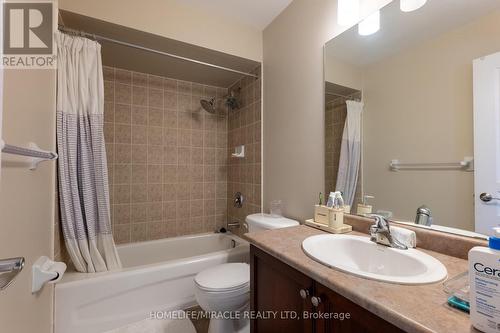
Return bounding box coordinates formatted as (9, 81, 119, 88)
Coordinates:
(336, 100, 364, 207)
(55, 32, 121, 273)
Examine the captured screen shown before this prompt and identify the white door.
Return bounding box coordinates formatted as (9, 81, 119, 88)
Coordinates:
(473, 52, 500, 235)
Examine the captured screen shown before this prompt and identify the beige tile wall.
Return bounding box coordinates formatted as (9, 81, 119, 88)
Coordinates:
(103, 66, 229, 243)
(55, 65, 263, 255)
(227, 66, 262, 233)
(325, 98, 346, 196)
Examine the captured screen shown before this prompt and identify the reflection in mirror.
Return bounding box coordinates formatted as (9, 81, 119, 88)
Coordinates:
(324, 0, 500, 238)
(324, 82, 362, 208)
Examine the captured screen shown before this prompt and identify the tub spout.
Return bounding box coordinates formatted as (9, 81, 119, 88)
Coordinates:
(227, 222, 240, 229)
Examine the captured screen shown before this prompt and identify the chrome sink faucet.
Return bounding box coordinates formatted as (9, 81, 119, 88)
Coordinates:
(369, 215, 408, 250)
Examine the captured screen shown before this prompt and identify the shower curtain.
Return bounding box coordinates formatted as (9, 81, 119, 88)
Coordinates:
(336, 100, 364, 207)
(55, 32, 121, 273)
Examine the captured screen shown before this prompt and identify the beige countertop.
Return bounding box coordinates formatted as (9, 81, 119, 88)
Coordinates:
(245, 225, 478, 333)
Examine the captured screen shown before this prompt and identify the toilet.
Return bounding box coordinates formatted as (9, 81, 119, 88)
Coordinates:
(194, 214, 299, 333)
(195, 263, 250, 333)
(245, 213, 300, 232)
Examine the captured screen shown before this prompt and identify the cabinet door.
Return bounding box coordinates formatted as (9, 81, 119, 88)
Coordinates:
(250, 245, 314, 333)
(314, 283, 404, 333)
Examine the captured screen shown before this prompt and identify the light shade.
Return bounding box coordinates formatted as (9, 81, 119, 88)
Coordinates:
(400, 0, 427, 12)
(337, 0, 360, 26)
(358, 10, 380, 36)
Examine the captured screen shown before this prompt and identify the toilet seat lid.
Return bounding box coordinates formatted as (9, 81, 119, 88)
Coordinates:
(245, 213, 299, 230)
(195, 263, 249, 291)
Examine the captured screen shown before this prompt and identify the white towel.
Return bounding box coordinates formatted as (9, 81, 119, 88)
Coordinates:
(390, 226, 417, 248)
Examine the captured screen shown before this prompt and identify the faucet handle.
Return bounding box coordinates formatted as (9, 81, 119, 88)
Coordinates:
(234, 192, 244, 208)
(371, 214, 390, 230)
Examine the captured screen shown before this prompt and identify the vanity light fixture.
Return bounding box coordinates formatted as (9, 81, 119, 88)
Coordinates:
(358, 10, 380, 36)
(400, 0, 427, 12)
(337, 0, 359, 26)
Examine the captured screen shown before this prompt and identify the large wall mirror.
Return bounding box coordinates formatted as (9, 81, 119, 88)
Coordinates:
(324, 0, 500, 237)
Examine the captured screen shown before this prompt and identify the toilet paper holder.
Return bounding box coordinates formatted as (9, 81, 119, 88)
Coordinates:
(32, 256, 67, 293)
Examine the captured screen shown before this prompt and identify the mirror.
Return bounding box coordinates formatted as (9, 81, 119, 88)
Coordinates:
(324, 0, 500, 237)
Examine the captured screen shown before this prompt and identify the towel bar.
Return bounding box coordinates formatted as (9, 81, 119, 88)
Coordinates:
(1, 140, 58, 170)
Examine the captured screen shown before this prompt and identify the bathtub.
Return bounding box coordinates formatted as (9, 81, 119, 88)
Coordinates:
(55, 232, 249, 333)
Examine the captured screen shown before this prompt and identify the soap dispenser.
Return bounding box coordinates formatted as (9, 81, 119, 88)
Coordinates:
(329, 191, 344, 229)
(469, 227, 500, 332)
(357, 195, 374, 216)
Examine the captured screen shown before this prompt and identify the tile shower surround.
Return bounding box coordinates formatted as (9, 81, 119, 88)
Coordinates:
(325, 97, 346, 196)
(103, 66, 232, 243)
(54, 65, 262, 256)
(227, 70, 262, 231)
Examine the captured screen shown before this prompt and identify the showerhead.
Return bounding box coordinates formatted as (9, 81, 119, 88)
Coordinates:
(200, 98, 216, 114)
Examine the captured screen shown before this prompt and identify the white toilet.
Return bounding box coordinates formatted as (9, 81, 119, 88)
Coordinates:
(195, 263, 250, 333)
(194, 214, 299, 333)
(245, 213, 300, 232)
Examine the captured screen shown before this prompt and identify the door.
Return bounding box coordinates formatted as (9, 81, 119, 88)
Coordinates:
(473, 52, 500, 234)
(314, 283, 403, 333)
(250, 246, 314, 333)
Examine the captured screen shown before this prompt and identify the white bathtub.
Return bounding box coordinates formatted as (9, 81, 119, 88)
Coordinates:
(55, 232, 249, 333)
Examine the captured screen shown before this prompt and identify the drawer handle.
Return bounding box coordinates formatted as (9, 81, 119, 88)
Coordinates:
(299, 288, 310, 299)
(311, 296, 321, 307)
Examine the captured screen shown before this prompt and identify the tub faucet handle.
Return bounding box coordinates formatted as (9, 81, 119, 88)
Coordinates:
(234, 192, 244, 208)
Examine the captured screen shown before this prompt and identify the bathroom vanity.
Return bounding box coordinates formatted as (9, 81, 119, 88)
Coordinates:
(247, 225, 474, 333)
(250, 245, 403, 332)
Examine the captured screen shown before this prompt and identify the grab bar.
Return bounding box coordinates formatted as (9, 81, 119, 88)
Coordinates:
(0, 257, 25, 290)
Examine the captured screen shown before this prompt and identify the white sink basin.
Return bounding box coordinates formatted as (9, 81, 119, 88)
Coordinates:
(302, 234, 447, 285)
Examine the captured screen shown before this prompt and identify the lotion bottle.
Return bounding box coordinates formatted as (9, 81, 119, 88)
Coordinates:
(469, 227, 500, 333)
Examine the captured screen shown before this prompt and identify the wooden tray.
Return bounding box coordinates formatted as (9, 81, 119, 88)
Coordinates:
(305, 219, 352, 234)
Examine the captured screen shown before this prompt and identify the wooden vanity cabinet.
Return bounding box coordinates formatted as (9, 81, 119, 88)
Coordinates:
(250, 245, 404, 333)
(250, 245, 314, 333)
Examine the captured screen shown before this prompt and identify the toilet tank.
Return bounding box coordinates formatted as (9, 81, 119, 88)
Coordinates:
(245, 213, 299, 233)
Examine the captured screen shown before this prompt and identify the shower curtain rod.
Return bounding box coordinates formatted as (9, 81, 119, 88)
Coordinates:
(58, 25, 259, 79)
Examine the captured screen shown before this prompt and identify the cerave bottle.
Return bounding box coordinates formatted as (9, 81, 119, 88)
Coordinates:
(469, 227, 500, 333)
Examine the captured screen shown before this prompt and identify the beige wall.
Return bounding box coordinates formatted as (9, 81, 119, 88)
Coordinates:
(325, 56, 363, 91)
(58, 0, 263, 62)
(362, 10, 500, 230)
(0, 70, 57, 332)
(262, 0, 390, 221)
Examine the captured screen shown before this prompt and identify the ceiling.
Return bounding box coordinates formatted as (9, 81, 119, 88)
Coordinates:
(59, 11, 260, 88)
(326, 0, 500, 67)
(179, 0, 293, 30)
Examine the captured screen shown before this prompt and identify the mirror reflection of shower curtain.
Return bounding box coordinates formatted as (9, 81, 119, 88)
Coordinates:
(335, 100, 364, 206)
